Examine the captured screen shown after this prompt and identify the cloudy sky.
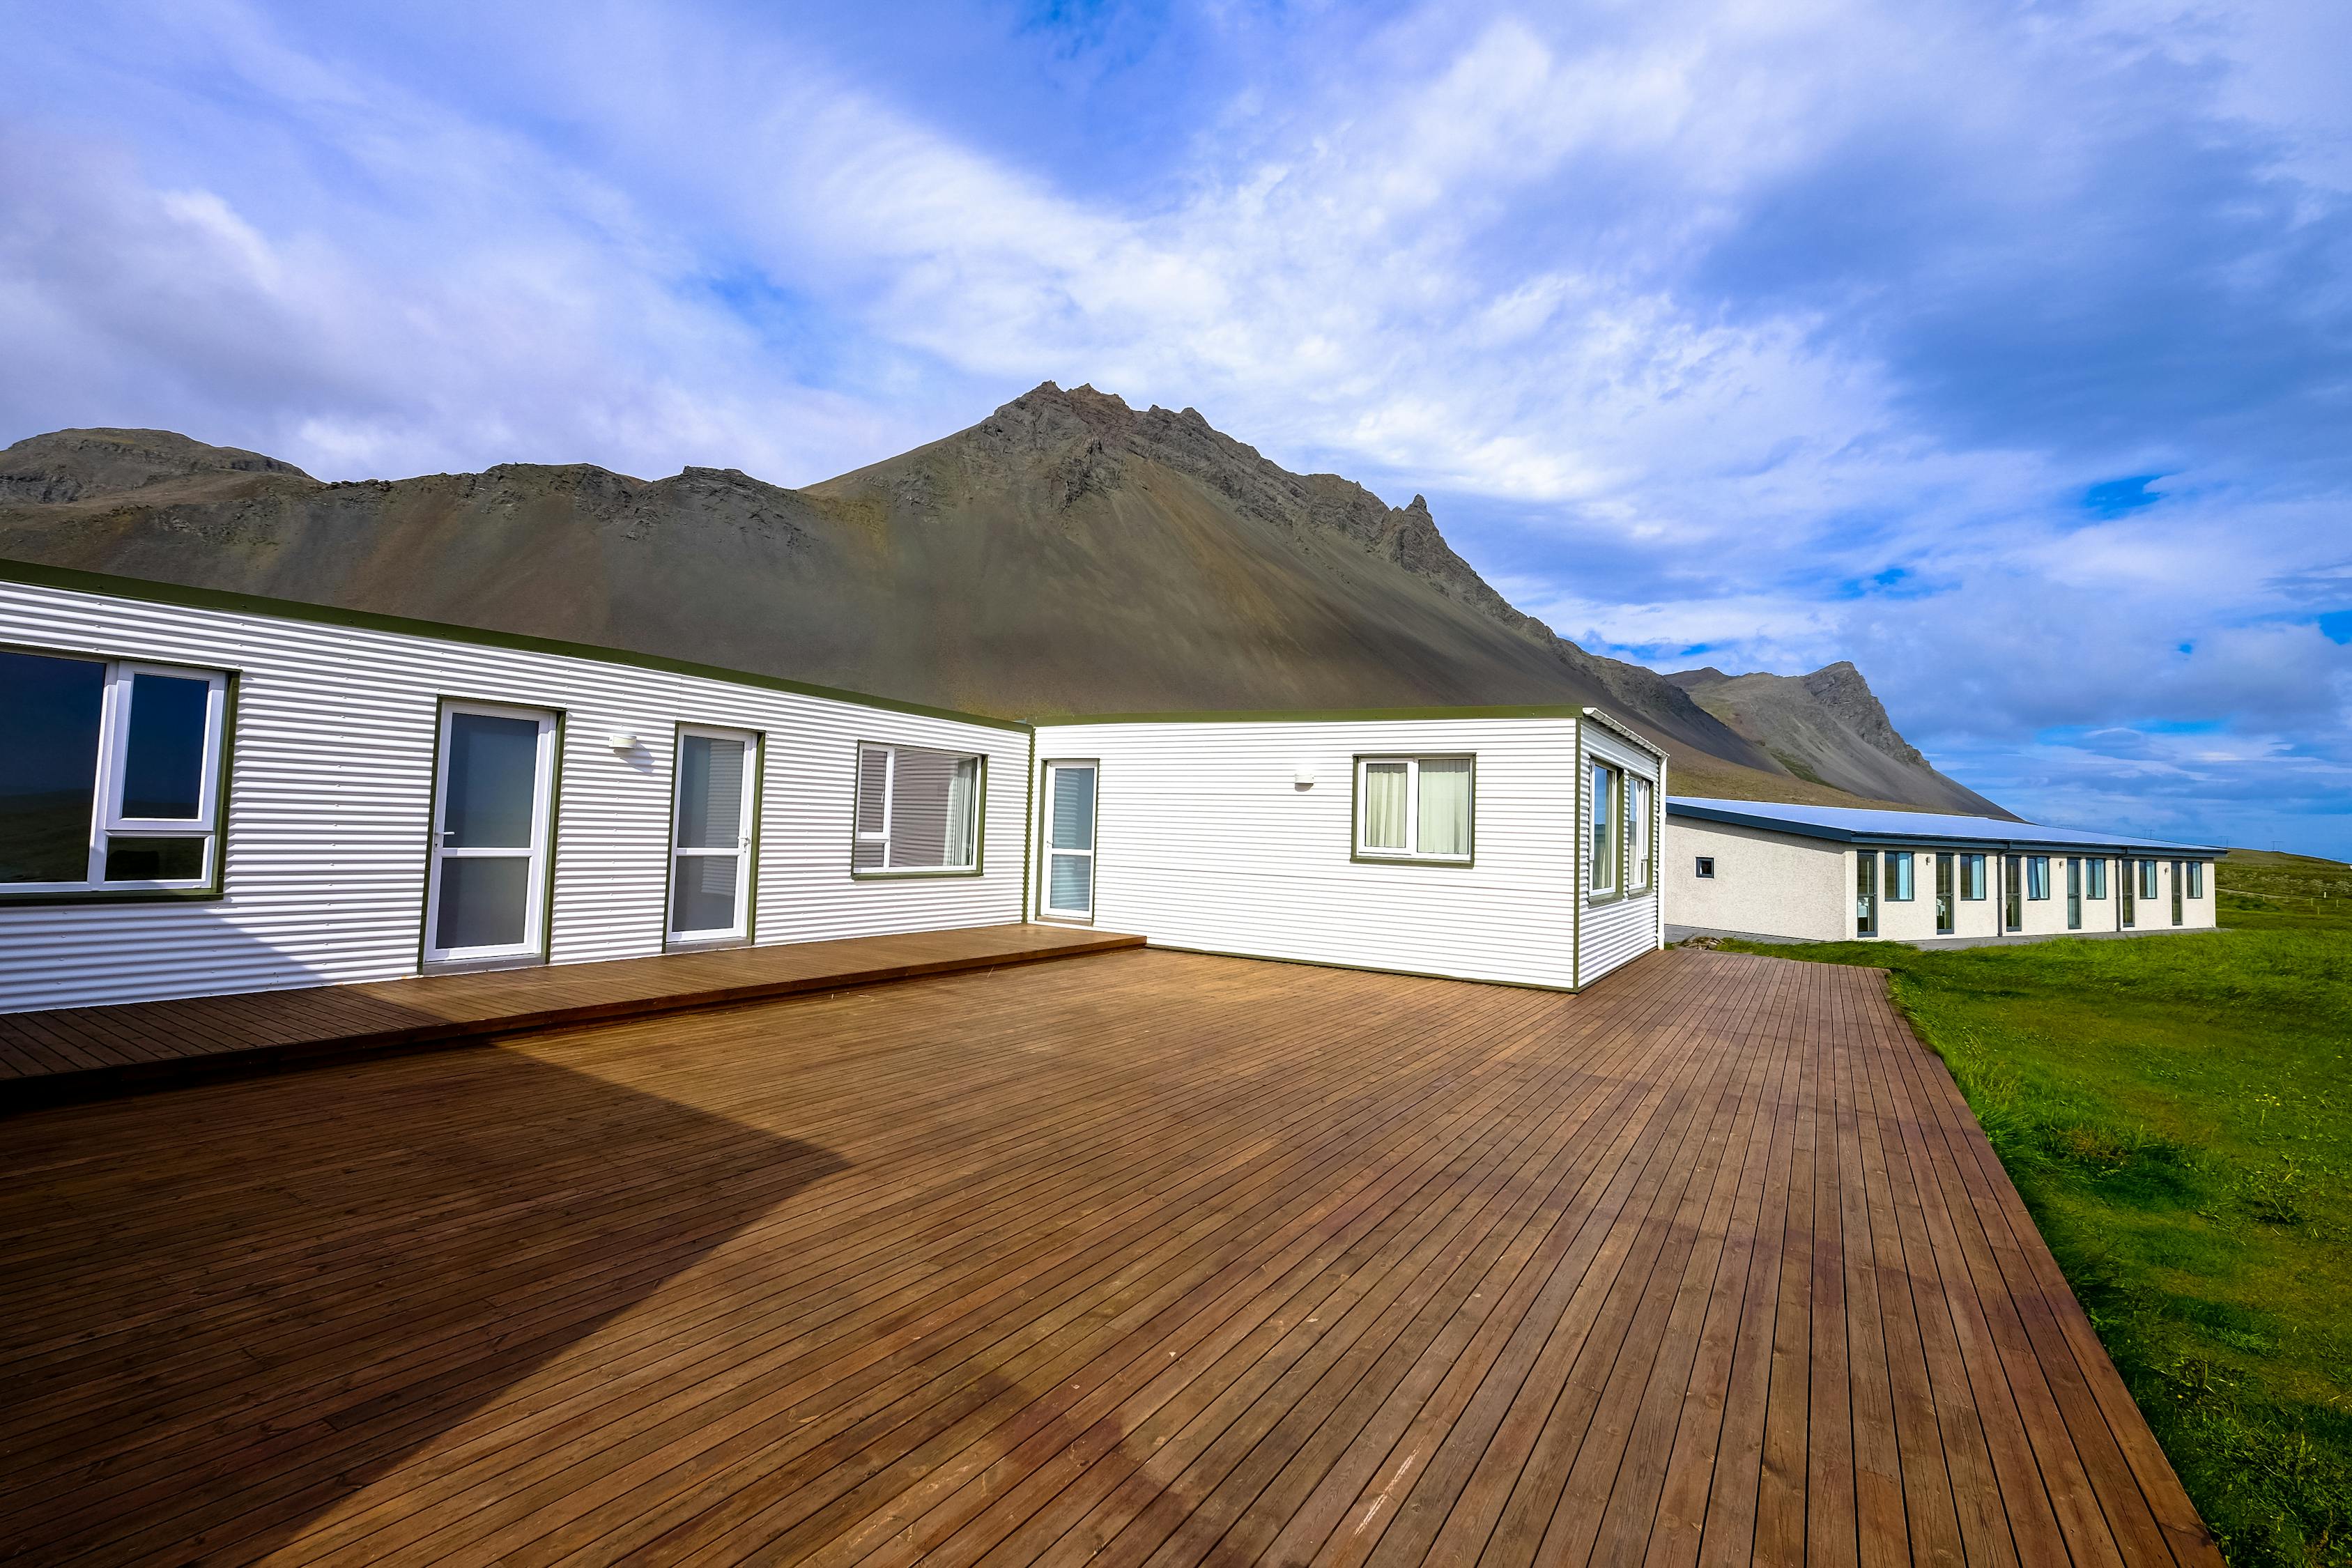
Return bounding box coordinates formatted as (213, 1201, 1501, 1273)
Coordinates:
(6, 0, 2349, 854)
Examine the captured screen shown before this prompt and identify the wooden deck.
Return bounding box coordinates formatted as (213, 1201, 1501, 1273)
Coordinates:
(0, 923, 1141, 1108)
(0, 945, 2218, 1567)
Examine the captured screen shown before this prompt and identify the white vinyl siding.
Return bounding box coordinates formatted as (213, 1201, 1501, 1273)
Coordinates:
(1578, 721, 1664, 983)
(1031, 716, 1587, 989)
(0, 577, 1025, 1013)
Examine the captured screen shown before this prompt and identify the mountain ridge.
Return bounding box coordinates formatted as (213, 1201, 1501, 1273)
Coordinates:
(0, 388, 2004, 815)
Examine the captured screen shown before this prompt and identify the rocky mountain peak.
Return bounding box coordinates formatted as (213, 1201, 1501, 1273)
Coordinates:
(0, 427, 310, 505)
(0, 390, 2001, 816)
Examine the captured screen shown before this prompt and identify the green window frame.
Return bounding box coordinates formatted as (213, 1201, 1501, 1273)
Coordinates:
(1353, 755, 1475, 864)
(851, 741, 985, 878)
(1588, 760, 1620, 897)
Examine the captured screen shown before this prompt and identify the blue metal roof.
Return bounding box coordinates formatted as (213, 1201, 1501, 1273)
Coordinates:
(1666, 797, 2228, 856)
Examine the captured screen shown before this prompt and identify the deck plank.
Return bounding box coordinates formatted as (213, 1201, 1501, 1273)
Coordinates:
(0, 923, 1144, 1107)
(0, 945, 2221, 1566)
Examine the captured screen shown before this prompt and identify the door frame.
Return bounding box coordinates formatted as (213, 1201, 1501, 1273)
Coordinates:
(1038, 758, 1100, 923)
(1935, 852, 1954, 934)
(664, 722, 763, 947)
(2066, 855, 2082, 930)
(421, 699, 560, 967)
(2003, 854, 2024, 932)
(1856, 849, 1878, 937)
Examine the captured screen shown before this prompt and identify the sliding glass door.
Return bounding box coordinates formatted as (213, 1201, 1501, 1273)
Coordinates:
(670, 726, 758, 942)
(425, 703, 557, 963)
(1041, 761, 1097, 920)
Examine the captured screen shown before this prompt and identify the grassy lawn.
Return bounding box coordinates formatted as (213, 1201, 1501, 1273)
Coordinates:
(1721, 850, 2352, 1567)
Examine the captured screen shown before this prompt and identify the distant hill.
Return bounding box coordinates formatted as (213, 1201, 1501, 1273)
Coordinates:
(1667, 666, 2008, 816)
(0, 387, 1997, 813)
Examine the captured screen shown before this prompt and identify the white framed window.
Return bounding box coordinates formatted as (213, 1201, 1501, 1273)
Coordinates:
(1885, 850, 1916, 901)
(1040, 760, 1098, 919)
(1, 649, 229, 896)
(424, 702, 558, 964)
(854, 743, 982, 875)
(1355, 755, 1473, 863)
(1628, 776, 1654, 892)
(1589, 760, 1620, 895)
(670, 725, 759, 942)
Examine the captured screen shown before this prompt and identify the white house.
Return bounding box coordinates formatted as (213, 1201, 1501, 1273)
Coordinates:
(1, 562, 1667, 1012)
(0, 563, 1029, 1012)
(1664, 797, 2223, 944)
(1026, 707, 1665, 990)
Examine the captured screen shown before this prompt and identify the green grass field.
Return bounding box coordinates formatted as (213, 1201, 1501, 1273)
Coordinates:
(1721, 850, 2352, 1566)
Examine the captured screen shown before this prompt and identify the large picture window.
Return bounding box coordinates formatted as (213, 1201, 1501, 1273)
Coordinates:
(1, 649, 229, 896)
(1355, 755, 1473, 863)
(853, 743, 981, 875)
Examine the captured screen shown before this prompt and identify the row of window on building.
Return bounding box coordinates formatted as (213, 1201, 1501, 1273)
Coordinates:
(1850, 847, 2201, 935)
(2, 648, 996, 964)
(8, 648, 1666, 948)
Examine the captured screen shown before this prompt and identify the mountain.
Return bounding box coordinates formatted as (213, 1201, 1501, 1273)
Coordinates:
(0, 387, 1992, 813)
(1666, 666, 2009, 817)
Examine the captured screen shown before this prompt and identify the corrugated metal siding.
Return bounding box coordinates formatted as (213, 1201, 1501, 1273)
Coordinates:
(0, 581, 1024, 1013)
(1028, 718, 1581, 989)
(1577, 721, 1666, 985)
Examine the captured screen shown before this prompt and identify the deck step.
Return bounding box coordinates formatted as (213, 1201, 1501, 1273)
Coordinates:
(0, 923, 1144, 1111)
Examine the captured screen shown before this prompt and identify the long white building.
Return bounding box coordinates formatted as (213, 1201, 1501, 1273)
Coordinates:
(1027, 707, 1664, 990)
(1665, 797, 2223, 944)
(1, 562, 1667, 1010)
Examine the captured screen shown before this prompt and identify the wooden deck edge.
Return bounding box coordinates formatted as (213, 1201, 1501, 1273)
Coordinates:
(0, 931, 1146, 1115)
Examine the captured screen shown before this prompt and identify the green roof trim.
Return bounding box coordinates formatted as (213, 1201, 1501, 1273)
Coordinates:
(0, 557, 1030, 733)
(1579, 705, 1668, 761)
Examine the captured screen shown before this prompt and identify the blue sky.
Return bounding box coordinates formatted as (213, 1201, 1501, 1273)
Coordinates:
(4, 0, 2348, 856)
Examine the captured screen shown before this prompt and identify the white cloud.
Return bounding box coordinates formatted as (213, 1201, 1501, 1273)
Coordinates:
(2, 0, 2348, 850)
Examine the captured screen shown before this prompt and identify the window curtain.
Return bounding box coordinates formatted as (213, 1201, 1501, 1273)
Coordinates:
(944, 757, 978, 868)
(1417, 759, 1471, 856)
(1629, 778, 1652, 888)
(1590, 763, 1616, 891)
(1362, 762, 1408, 850)
(853, 746, 889, 869)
